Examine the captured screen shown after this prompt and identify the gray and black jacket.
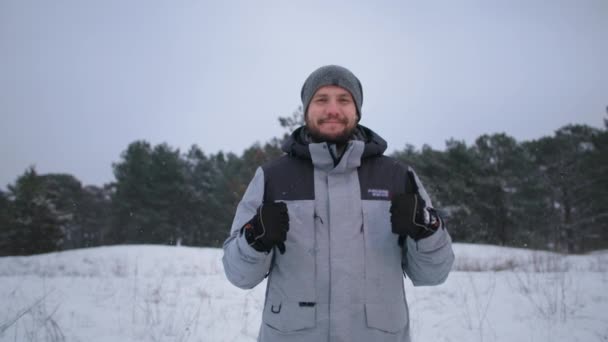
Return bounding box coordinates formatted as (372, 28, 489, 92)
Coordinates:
(222, 125, 454, 342)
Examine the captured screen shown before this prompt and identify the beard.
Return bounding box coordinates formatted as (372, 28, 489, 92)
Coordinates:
(306, 117, 357, 145)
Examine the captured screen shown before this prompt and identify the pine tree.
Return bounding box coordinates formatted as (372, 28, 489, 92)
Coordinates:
(38, 174, 82, 249)
(523, 125, 603, 252)
(8, 167, 64, 255)
(184, 146, 232, 247)
(111, 141, 191, 245)
(111, 141, 155, 243)
(74, 185, 112, 247)
(0, 190, 15, 256)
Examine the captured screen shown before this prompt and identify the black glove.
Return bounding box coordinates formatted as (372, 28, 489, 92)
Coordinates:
(390, 171, 441, 244)
(241, 202, 289, 254)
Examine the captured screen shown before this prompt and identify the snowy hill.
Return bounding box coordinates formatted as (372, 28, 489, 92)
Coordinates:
(1, 244, 607, 342)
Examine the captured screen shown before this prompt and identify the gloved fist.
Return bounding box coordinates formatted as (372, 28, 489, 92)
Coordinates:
(390, 193, 440, 241)
(390, 171, 441, 243)
(242, 202, 290, 254)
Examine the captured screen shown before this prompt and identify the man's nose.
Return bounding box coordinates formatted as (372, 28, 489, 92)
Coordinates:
(325, 99, 340, 115)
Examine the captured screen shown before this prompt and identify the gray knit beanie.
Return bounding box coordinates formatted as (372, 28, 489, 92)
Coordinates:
(301, 65, 363, 121)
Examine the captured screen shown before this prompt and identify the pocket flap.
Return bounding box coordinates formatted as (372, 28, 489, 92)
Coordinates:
(263, 299, 316, 332)
(365, 302, 407, 333)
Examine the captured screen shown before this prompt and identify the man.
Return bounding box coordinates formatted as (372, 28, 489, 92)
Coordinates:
(222, 65, 454, 342)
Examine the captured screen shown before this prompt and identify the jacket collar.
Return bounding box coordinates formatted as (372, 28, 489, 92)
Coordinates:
(281, 124, 388, 169)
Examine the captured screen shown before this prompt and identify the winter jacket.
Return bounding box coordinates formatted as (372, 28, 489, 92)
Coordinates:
(222, 125, 454, 342)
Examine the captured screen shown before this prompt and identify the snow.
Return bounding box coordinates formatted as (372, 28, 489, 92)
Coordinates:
(1, 244, 607, 342)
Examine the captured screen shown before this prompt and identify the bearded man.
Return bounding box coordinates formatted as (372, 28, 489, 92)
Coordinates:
(222, 65, 454, 342)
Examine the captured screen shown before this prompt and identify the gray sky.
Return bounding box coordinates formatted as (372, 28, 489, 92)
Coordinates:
(1, 0, 607, 188)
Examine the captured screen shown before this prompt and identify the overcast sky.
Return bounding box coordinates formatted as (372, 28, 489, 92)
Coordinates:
(1, 0, 607, 188)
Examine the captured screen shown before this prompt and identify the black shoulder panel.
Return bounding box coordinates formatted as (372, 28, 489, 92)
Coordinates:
(262, 155, 315, 202)
(358, 156, 410, 200)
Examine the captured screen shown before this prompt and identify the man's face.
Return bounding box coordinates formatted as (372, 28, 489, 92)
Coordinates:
(305, 85, 358, 144)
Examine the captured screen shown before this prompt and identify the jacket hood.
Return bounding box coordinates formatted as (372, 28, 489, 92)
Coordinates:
(281, 124, 387, 160)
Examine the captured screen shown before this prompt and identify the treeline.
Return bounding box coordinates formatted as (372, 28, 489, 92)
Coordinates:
(0, 138, 284, 256)
(0, 118, 606, 256)
(395, 123, 608, 253)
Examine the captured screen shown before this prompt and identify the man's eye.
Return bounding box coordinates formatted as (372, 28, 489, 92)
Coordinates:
(339, 98, 351, 103)
(315, 98, 327, 103)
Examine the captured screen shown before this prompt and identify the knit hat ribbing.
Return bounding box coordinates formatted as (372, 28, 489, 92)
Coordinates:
(300, 65, 363, 121)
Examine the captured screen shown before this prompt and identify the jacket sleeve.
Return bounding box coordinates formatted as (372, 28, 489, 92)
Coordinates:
(222, 167, 274, 289)
(401, 167, 455, 286)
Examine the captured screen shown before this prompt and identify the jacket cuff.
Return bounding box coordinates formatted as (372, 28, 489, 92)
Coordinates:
(236, 230, 269, 261)
(412, 224, 450, 251)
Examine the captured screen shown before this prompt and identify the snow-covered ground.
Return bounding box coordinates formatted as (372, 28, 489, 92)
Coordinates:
(1, 244, 607, 342)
